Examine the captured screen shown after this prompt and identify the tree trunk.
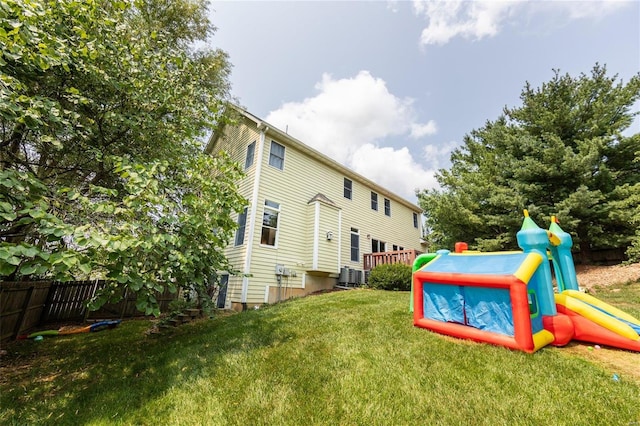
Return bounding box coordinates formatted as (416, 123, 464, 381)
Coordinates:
(576, 226, 593, 264)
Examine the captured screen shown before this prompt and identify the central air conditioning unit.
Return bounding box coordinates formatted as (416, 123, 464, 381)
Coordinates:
(348, 269, 359, 285)
(339, 267, 350, 285)
(338, 267, 363, 286)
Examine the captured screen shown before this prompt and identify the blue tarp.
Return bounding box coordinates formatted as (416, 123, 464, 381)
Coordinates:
(463, 287, 514, 336)
(423, 283, 515, 336)
(423, 283, 465, 324)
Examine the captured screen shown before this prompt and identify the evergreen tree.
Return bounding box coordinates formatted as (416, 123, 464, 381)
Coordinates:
(418, 65, 640, 262)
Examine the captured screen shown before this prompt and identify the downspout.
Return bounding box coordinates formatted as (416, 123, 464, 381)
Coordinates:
(337, 210, 342, 273)
(241, 122, 268, 308)
(312, 201, 320, 270)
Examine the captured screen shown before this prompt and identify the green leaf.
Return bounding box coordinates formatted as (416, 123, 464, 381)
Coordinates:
(0, 201, 13, 212)
(0, 262, 17, 276)
(22, 246, 40, 258)
(28, 209, 46, 219)
(7, 256, 21, 266)
(19, 262, 38, 275)
(0, 247, 12, 260)
(34, 265, 49, 275)
(37, 251, 50, 261)
(61, 256, 77, 267)
(136, 298, 148, 311)
(78, 262, 92, 274)
(0, 212, 17, 221)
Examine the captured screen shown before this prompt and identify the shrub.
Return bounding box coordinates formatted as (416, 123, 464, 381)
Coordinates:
(367, 263, 413, 291)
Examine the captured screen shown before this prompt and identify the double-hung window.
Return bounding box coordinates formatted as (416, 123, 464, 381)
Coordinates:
(384, 198, 391, 216)
(261, 200, 280, 246)
(371, 192, 378, 211)
(269, 141, 285, 170)
(344, 178, 352, 200)
(372, 239, 385, 253)
(350, 228, 359, 262)
(413, 212, 419, 228)
(245, 141, 256, 169)
(234, 207, 248, 246)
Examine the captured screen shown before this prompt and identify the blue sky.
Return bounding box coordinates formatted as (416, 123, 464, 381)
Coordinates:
(208, 0, 639, 204)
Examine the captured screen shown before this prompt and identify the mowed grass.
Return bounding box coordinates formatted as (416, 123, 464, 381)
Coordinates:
(2, 284, 640, 425)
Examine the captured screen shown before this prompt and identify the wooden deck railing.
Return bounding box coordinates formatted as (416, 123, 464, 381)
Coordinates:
(363, 249, 422, 271)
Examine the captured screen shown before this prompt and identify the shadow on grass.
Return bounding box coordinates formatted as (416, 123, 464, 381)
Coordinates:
(0, 306, 292, 425)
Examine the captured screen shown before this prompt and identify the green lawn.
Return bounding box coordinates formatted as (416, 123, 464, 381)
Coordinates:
(2, 284, 639, 425)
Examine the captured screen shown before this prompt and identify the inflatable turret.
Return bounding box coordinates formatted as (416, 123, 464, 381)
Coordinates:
(548, 216, 579, 291)
(517, 210, 557, 316)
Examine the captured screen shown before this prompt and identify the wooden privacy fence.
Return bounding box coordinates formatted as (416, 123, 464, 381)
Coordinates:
(0, 280, 177, 343)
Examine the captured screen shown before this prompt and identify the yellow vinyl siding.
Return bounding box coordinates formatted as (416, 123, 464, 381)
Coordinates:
(316, 202, 340, 272)
(216, 118, 259, 166)
(209, 120, 261, 307)
(332, 177, 421, 268)
(246, 138, 321, 304)
(305, 203, 316, 269)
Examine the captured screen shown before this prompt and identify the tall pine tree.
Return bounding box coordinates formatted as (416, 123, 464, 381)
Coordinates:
(419, 65, 640, 262)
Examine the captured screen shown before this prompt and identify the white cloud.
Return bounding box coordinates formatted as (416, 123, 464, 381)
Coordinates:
(412, 0, 630, 46)
(265, 71, 441, 201)
(413, 0, 512, 45)
(351, 144, 439, 201)
(422, 140, 459, 169)
(266, 71, 411, 163)
(410, 120, 438, 138)
(542, 0, 630, 20)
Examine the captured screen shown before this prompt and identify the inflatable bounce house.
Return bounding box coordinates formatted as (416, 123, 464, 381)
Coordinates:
(412, 211, 640, 353)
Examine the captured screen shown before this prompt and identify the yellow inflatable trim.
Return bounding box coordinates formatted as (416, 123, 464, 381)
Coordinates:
(532, 330, 555, 352)
(555, 293, 639, 341)
(513, 252, 543, 284)
(563, 289, 640, 327)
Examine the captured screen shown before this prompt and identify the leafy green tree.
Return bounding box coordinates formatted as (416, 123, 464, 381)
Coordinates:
(0, 0, 246, 315)
(418, 65, 640, 262)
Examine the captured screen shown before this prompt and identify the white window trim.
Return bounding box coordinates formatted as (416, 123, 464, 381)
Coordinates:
(260, 200, 280, 249)
(234, 207, 248, 246)
(350, 228, 360, 263)
(344, 178, 352, 200)
(268, 140, 286, 171)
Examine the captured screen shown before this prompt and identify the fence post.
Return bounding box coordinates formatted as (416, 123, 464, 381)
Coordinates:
(39, 281, 58, 324)
(120, 288, 129, 319)
(13, 284, 35, 339)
